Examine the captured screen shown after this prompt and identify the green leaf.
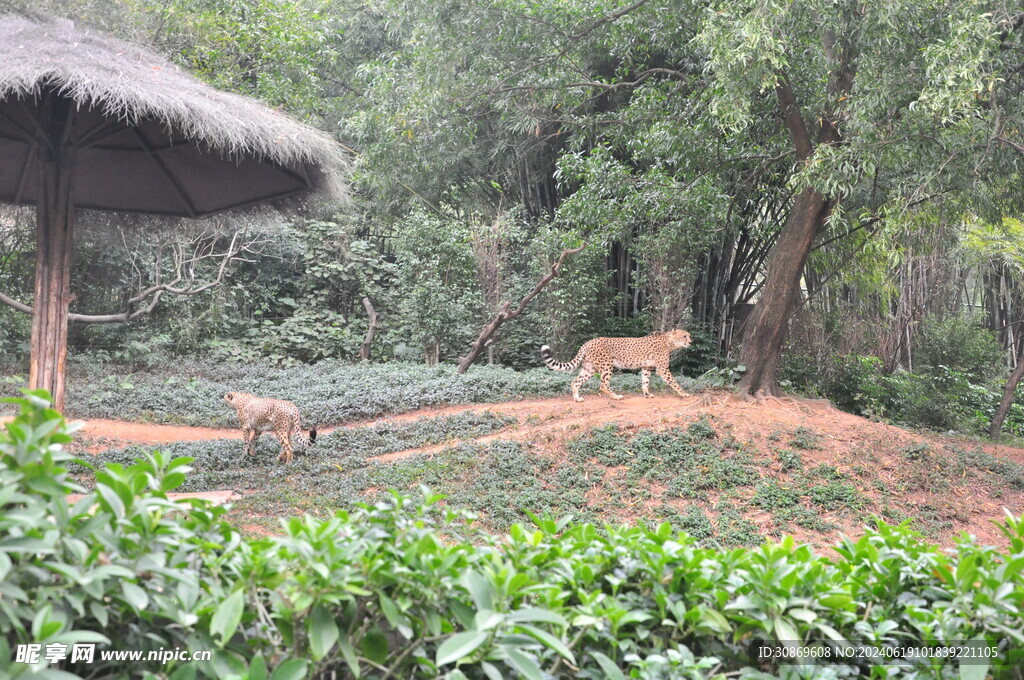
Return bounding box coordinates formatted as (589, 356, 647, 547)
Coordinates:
(248, 655, 268, 680)
(773, 617, 799, 643)
(161, 471, 187, 492)
(695, 607, 731, 634)
(788, 608, 817, 623)
(959, 659, 989, 680)
(338, 634, 361, 678)
(480, 661, 504, 680)
(590, 651, 626, 680)
(463, 570, 495, 612)
(308, 605, 339, 660)
(361, 631, 389, 665)
(436, 631, 488, 666)
(122, 581, 150, 611)
(269, 659, 307, 680)
(210, 589, 245, 645)
(504, 648, 543, 680)
(516, 624, 576, 665)
(506, 607, 568, 627)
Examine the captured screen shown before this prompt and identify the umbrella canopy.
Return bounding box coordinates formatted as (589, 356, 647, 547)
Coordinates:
(0, 15, 350, 410)
(0, 15, 348, 216)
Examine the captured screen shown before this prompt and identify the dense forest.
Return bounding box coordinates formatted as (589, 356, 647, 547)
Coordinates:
(1, 0, 1024, 436)
(5, 3, 1024, 679)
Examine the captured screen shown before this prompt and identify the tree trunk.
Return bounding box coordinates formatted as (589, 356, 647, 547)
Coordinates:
(990, 346, 1024, 440)
(28, 95, 75, 412)
(735, 66, 849, 397)
(737, 187, 829, 396)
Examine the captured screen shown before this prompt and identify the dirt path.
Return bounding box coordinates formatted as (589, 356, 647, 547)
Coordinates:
(59, 393, 811, 454)
(51, 393, 1024, 468)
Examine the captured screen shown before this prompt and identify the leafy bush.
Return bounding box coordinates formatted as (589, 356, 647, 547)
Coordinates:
(0, 392, 246, 678)
(5, 394, 1024, 679)
(785, 351, 1024, 437)
(914, 316, 1005, 382)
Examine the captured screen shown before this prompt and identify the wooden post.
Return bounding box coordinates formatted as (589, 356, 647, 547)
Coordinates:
(28, 95, 75, 412)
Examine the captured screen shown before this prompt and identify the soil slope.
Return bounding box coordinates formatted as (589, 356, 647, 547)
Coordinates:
(49, 393, 1024, 548)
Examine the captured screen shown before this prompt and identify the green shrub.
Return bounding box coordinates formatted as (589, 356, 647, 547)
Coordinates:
(785, 350, 1024, 438)
(5, 393, 1024, 678)
(0, 392, 246, 678)
(914, 316, 1005, 382)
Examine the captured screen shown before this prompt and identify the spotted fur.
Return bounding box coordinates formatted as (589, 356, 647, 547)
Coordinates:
(540, 329, 692, 402)
(224, 392, 317, 464)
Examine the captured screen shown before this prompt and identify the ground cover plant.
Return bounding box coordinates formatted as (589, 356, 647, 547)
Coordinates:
(4, 394, 1024, 680)
(70, 407, 1024, 547)
(0, 359, 670, 426)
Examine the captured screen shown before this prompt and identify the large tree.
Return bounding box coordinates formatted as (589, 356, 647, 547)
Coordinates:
(697, 0, 1023, 396)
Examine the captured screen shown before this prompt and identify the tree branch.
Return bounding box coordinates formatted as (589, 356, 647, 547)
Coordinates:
(774, 76, 814, 161)
(0, 229, 254, 324)
(360, 297, 378, 361)
(457, 244, 585, 373)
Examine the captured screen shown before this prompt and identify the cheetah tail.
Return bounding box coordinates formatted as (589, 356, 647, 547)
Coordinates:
(540, 344, 584, 371)
(308, 428, 318, 445)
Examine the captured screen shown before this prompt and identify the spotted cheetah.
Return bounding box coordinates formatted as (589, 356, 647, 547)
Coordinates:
(541, 329, 692, 402)
(224, 392, 317, 464)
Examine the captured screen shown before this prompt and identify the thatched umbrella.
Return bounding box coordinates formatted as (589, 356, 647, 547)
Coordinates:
(0, 15, 349, 410)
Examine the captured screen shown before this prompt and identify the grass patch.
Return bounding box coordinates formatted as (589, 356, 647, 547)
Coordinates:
(789, 426, 822, 450)
(776, 448, 803, 472)
(568, 422, 759, 500)
(808, 481, 864, 512)
(750, 480, 800, 510)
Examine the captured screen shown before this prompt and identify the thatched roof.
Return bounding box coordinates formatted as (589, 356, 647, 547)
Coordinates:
(0, 14, 349, 213)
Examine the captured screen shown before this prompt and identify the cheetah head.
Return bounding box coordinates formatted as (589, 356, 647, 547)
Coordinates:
(666, 329, 692, 349)
(224, 392, 240, 407)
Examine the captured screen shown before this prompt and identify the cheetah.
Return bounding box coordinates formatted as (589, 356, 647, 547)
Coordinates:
(541, 329, 692, 402)
(223, 392, 317, 464)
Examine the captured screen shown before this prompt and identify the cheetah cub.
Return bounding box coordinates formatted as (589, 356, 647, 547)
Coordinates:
(541, 329, 692, 402)
(224, 392, 317, 464)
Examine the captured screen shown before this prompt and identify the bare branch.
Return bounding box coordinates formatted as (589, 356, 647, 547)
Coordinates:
(457, 244, 585, 373)
(360, 297, 378, 361)
(0, 227, 258, 324)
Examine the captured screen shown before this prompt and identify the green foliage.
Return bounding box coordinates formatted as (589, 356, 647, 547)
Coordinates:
(567, 423, 759, 501)
(914, 316, 1005, 382)
(245, 219, 396, 363)
(390, 211, 484, 363)
(5, 393, 1024, 678)
(785, 351, 1024, 437)
(789, 427, 822, 450)
(41, 360, 586, 426)
(0, 391, 244, 678)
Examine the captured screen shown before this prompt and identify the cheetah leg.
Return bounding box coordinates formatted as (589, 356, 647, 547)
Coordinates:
(641, 368, 653, 398)
(571, 367, 595, 402)
(656, 367, 688, 397)
(243, 427, 257, 456)
(599, 370, 624, 400)
(276, 429, 294, 464)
